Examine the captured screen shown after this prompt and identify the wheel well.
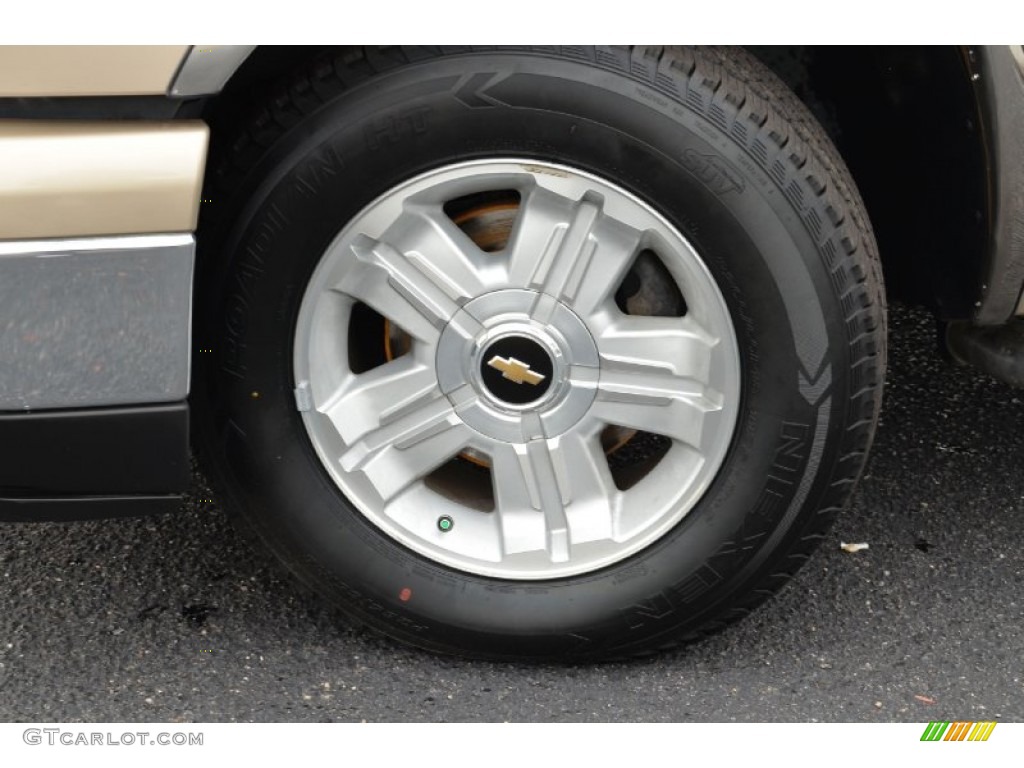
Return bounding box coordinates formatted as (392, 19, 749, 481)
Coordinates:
(199, 45, 346, 175)
(750, 46, 989, 320)
(203, 45, 991, 320)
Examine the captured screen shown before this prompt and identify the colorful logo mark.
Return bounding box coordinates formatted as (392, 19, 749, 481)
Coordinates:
(920, 721, 997, 742)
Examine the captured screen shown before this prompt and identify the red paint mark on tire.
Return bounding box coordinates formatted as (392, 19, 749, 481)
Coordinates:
(399, 587, 412, 602)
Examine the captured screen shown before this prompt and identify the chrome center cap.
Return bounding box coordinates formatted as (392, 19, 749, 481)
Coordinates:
(436, 289, 599, 443)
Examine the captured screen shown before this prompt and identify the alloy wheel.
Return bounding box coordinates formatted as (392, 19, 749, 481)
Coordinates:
(292, 159, 741, 579)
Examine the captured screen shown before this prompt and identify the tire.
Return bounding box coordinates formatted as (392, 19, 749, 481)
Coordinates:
(193, 46, 885, 660)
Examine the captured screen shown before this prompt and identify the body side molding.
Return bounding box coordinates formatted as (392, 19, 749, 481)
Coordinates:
(0, 234, 195, 411)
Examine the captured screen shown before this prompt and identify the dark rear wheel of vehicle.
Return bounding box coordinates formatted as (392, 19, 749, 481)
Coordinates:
(193, 46, 885, 660)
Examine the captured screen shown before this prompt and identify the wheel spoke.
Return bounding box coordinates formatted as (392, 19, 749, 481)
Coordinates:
(593, 363, 723, 449)
(380, 204, 495, 299)
(320, 355, 439, 445)
(489, 431, 615, 561)
(339, 394, 473, 503)
(551, 430, 617, 543)
(333, 229, 464, 345)
(596, 315, 717, 384)
(507, 187, 642, 320)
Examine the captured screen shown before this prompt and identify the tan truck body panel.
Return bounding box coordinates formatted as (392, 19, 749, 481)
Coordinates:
(0, 46, 189, 97)
(0, 121, 208, 240)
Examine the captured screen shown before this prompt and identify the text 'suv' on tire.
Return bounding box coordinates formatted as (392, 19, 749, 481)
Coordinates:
(194, 46, 886, 661)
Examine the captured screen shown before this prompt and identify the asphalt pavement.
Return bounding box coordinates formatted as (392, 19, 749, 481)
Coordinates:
(1, 303, 1022, 722)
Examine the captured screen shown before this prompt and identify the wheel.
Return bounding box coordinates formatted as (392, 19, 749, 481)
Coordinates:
(194, 46, 885, 660)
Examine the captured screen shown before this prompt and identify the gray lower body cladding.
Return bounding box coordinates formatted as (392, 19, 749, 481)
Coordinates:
(0, 234, 194, 411)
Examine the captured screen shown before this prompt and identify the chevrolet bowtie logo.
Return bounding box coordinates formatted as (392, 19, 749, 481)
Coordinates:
(487, 355, 546, 386)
